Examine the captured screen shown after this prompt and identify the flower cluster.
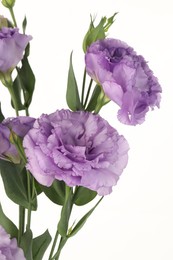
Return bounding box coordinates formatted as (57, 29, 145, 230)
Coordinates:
(0, 2, 161, 260)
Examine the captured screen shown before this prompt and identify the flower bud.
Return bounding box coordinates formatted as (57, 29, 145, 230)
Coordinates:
(1, 0, 15, 8)
(0, 15, 8, 29)
(0, 116, 35, 164)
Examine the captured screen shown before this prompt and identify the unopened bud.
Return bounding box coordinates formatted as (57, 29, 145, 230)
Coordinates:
(1, 0, 15, 8)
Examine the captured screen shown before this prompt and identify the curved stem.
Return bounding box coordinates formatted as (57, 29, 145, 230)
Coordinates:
(9, 7, 17, 27)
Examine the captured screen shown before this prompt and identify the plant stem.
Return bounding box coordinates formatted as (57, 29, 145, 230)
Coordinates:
(81, 68, 86, 106)
(25, 107, 29, 116)
(26, 170, 32, 230)
(6, 80, 19, 116)
(18, 206, 25, 243)
(52, 237, 68, 260)
(48, 229, 59, 260)
(83, 79, 93, 108)
(9, 7, 17, 27)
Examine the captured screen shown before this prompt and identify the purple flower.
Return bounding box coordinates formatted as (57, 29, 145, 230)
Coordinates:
(0, 225, 26, 260)
(0, 116, 35, 163)
(23, 109, 129, 196)
(85, 38, 162, 125)
(0, 27, 32, 72)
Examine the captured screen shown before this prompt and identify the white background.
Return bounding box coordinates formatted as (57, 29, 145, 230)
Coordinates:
(0, 0, 173, 259)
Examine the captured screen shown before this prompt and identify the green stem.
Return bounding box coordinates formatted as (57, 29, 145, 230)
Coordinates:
(48, 229, 59, 260)
(50, 186, 73, 260)
(18, 206, 25, 243)
(26, 170, 32, 230)
(52, 237, 68, 260)
(94, 91, 110, 114)
(25, 107, 29, 116)
(81, 68, 87, 106)
(83, 79, 93, 108)
(7, 80, 19, 116)
(9, 7, 17, 27)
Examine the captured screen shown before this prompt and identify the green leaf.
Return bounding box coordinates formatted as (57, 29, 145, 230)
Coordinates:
(86, 84, 101, 112)
(66, 52, 82, 111)
(68, 196, 103, 237)
(0, 160, 37, 210)
(34, 180, 43, 196)
(40, 180, 65, 205)
(20, 229, 33, 260)
(0, 102, 5, 122)
(32, 230, 51, 260)
(73, 186, 97, 206)
(12, 47, 35, 111)
(0, 203, 18, 238)
(58, 187, 73, 237)
(19, 53, 35, 108)
(11, 75, 25, 111)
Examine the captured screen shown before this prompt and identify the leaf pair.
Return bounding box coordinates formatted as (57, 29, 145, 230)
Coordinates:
(20, 229, 51, 260)
(40, 179, 97, 206)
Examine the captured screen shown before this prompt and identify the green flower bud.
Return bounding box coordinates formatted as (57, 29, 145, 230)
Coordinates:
(1, 0, 15, 8)
(82, 13, 117, 53)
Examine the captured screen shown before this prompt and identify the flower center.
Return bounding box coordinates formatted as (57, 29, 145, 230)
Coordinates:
(109, 47, 125, 63)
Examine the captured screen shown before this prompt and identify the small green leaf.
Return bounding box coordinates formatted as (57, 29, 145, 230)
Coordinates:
(73, 186, 97, 206)
(58, 187, 73, 237)
(22, 16, 27, 34)
(19, 53, 35, 108)
(0, 160, 37, 210)
(20, 229, 33, 260)
(40, 180, 65, 205)
(86, 84, 101, 112)
(0, 203, 18, 238)
(32, 230, 51, 260)
(66, 52, 82, 111)
(0, 102, 5, 122)
(68, 196, 103, 237)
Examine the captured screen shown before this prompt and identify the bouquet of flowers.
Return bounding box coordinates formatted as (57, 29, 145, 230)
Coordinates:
(0, 0, 161, 259)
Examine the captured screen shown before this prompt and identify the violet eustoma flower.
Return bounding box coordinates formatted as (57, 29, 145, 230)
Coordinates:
(23, 109, 129, 196)
(0, 116, 35, 163)
(85, 38, 162, 125)
(0, 225, 26, 260)
(0, 27, 32, 72)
